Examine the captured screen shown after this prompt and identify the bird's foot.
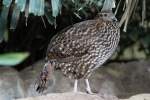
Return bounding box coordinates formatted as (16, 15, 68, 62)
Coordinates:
(85, 79, 95, 95)
(86, 88, 95, 94)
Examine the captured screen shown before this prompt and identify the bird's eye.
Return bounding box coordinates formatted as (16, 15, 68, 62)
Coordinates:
(104, 14, 107, 17)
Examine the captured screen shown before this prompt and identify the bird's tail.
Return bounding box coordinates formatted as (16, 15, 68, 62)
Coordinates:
(34, 62, 53, 93)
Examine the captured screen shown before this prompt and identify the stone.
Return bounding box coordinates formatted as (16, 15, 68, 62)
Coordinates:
(20, 60, 150, 98)
(16, 93, 150, 100)
(0, 67, 25, 100)
(121, 93, 150, 100)
(17, 92, 119, 100)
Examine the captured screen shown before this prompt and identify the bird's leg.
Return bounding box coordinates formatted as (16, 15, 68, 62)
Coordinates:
(85, 79, 94, 94)
(73, 79, 78, 93)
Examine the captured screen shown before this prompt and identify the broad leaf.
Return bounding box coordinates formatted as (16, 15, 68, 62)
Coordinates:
(2, 0, 12, 7)
(51, 0, 62, 17)
(0, 52, 29, 66)
(10, 4, 21, 29)
(0, 6, 9, 42)
(15, 0, 26, 12)
(29, 0, 44, 16)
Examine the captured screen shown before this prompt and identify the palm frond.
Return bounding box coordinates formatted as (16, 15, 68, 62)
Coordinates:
(51, 0, 62, 17)
(29, 0, 45, 16)
(118, 0, 139, 32)
(0, 0, 148, 41)
(0, 0, 12, 42)
(10, 4, 21, 29)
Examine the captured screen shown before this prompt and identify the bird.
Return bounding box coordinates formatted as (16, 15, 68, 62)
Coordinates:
(35, 10, 120, 94)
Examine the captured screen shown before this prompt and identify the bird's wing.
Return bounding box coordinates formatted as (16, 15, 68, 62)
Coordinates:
(46, 19, 110, 62)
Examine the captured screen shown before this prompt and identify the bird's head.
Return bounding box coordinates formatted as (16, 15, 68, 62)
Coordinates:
(97, 10, 117, 21)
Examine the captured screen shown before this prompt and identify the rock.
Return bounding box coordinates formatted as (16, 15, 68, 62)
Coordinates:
(20, 60, 150, 98)
(16, 93, 150, 100)
(121, 93, 150, 100)
(0, 67, 25, 100)
(87, 60, 150, 98)
(0, 60, 150, 100)
(17, 92, 119, 100)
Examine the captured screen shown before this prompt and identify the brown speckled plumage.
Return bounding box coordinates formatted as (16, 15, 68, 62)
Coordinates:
(36, 11, 120, 93)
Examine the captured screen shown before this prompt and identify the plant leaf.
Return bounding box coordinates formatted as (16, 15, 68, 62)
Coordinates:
(45, 5, 55, 25)
(2, 0, 12, 7)
(29, 0, 44, 16)
(101, 0, 116, 11)
(0, 6, 9, 42)
(15, 0, 26, 12)
(10, 4, 21, 29)
(29, 0, 37, 15)
(0, 52, 29, 66)
(51, 0, 62, 17)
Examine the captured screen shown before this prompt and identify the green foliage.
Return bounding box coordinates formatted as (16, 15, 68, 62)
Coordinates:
(0, 52, 29, 66)
(0, 6, 9, 42)
(0, 0, 105, 41)
(10, 4, 20, 29)
(51, 0, 62, 17)
(2, 0, 12, 7)
(29, 0, 44, 16)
